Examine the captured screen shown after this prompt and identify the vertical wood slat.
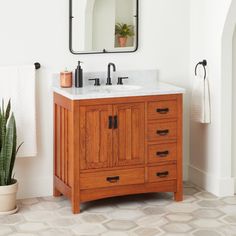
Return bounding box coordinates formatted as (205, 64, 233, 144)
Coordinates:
(64, 109, 68, 184)
(61, 108, 65, 182)
(56, 105, 61, 178)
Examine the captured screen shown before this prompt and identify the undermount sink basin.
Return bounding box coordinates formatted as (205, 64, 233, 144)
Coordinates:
(86, 85, 142, 94)
(109, 85, 142, 91)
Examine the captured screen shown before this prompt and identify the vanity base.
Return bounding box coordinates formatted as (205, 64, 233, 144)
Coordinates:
(53, 93, 183, 214)
(54, 177, 182, 214)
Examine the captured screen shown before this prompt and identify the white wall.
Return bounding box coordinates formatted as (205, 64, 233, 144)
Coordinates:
(233, 28, 236, 192)
(0, 0, 191, 199)
(189, 0, 235, 196)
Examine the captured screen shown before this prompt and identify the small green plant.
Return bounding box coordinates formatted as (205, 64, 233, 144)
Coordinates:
(0, 100, 22, 186)
(115, 23, 134, 37)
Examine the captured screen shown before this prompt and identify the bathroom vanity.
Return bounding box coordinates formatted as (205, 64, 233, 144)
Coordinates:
(53, 80, 184, 214)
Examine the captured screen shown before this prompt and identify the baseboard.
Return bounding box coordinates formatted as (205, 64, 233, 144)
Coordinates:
(16, 175, 53, 199)
(189, 164, 234, 197)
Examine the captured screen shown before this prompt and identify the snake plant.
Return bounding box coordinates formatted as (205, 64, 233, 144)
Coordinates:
(0, 100, 22, 186)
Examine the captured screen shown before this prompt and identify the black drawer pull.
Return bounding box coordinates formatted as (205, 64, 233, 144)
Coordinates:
(156, 171, 169, 178)
(106, 176, 120, 183)
(156, 129, 169, 136)
(156, 151, 169, 157)
(108, 116, 113, 129)
(156, 108, 169, 114)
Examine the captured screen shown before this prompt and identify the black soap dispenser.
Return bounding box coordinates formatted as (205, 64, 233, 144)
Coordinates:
(75, 61, 83, 88)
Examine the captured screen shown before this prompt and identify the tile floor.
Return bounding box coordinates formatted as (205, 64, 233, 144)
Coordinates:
(1, 182, 236, 236)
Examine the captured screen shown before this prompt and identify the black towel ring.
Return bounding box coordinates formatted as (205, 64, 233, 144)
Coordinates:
(195, 60, 207, 80)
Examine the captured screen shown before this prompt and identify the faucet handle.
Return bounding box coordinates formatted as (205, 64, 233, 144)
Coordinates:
(117, 77, 129, 85)
(89, 78, 101, 86)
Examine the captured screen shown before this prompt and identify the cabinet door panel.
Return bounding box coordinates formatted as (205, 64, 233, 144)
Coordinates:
(113, 103, 145, 166)
(80, 105, 113, 170)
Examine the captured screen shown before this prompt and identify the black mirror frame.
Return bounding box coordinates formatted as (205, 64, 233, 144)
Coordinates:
(69, 0, 139, 55)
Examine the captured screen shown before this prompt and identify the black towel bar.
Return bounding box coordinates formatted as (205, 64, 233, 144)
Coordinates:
(195, 60, 207, 79)
(34, 62, 41, 70)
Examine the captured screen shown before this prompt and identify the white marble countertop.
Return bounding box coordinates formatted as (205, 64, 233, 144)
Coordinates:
(52, 81, 185, 100)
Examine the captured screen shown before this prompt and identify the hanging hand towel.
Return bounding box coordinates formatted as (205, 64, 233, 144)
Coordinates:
(0, 65, 37, 157)
(191, 73, 211, 124)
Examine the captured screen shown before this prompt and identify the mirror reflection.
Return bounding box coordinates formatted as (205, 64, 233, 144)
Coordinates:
(70, 0, 138, 54)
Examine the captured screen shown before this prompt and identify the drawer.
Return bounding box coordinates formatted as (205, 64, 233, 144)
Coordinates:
(148, 143, 177, 164)
(148, 121, 177, 141)
(148, 100, 177, 120)
(148, 164, 177, 183)
(80, 168, 145, 190)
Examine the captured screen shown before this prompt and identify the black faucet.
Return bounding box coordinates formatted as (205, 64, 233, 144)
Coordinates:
(106, 63, 116, 85)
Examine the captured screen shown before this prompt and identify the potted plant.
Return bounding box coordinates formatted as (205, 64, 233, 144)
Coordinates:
(115, 23, 134, 47)
(0, 100, 22, 215)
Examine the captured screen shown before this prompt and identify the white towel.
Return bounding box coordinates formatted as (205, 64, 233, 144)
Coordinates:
(191, 73, 211, 124)
(0, 65, 37, 157)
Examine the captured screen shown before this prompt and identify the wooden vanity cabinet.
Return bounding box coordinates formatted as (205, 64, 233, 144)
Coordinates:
(53, 93, 183, 214)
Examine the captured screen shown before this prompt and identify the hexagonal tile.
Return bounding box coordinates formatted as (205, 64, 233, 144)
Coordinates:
(219, 225, 236, 235)
(192, 229, 223, 236)
(220, 205, 236, 215)
(197, 200, 225, 208)
(48, 218, 77, 227)
(144, 198, 172, 206)
(182, 195, 198, 203)
(192, 208, 224, 218)
(104, 220, 137, 231)
(132, 227, 161, 236)
(17, 222, 48, 232)
(108, 209, 144, 220)
(29, 201, 61, 211)
(7, 233, 37, 236)
(165, 213, 193, 222)
(116, 201, 144, 209)
(136, 215, 168, 228)
(72, 223, 106, 234)
(20, 198, 39, 205)
(24, 210, 55, 221)
(161, 223, 193, 233)
(142, 206, 167, 215)
(221, 215, 236, 224)
(184, 187, 199, 195)
(38, 228, 76, 236)
(166, 203, 198, 213)
(0, 215, 24, 225)
(0, 225, 13, 235)
(82, 213, 107, 223)
(195, 191, 218, 200)
(102, 232, 129, 236)
(56, 207, 75, 217)
(191, 219, 223, 228)
(222, 196, 236, 205)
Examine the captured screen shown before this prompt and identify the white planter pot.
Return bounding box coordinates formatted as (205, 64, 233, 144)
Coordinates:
(0, 180, 18, 215)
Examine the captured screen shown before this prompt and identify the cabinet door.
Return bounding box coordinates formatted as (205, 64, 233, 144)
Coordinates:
(80, 105, 113, 170)
(113, 103, 145, 167)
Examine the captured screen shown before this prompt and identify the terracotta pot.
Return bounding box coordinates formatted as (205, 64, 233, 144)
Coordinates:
(0, 180, 18, 215)
(118, 36, 128, 47)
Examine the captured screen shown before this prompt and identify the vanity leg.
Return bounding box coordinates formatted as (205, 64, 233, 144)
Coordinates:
(174, 191, 183, 201)
(72, 200, 80, 214)
(53, 187, 62, 197)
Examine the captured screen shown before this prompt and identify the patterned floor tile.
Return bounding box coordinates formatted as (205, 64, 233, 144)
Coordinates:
(4, 182, 234, 235)
(104, 220, 137, 231)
